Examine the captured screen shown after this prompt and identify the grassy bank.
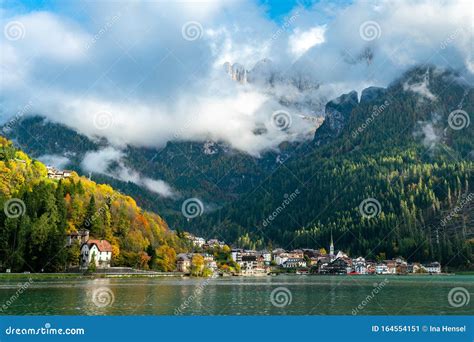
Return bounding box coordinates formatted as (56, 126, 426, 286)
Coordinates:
(0, 272, 184, 281)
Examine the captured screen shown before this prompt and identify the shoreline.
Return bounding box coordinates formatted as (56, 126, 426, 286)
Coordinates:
(0, 271, 466, 281)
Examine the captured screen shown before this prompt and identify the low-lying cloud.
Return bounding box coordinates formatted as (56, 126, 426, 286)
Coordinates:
(81, 147, 176, 198)
(37, 154, 71, 169)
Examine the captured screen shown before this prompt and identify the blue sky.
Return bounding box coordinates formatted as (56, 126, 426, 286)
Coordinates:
(4, 0, 327, 22)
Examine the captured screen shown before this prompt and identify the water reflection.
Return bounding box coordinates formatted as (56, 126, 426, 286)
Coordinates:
(0, 275, 472, 315)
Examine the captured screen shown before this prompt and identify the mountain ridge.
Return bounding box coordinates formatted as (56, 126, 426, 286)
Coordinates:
(2, 66, 473, 267)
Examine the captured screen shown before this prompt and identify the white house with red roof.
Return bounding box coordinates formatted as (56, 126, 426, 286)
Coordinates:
(80, 239, 112, 269)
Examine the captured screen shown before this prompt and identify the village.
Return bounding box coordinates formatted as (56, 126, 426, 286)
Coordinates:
(70, 228, 442, 277)
(45, 165, 443, 277)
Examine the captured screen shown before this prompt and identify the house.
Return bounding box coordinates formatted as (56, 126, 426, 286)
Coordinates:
(271, 249, 286, 263)
(282, 258, 306, 268)
(191, 236, 206, 248)
(177, 254, 191, 273)
(66, 230, 89, 246)
(239, 254, 259, 274)
(396, 262, 408, 274)
(274, 251, 304, 266)
(378, 257, 407, 274)
(385, 260, 397, 274)
(46, 166, 72, 180)
(258, 251, 272, 265)
(274, 253, 289, 265)
(332, 252, 353, 273)
(240, 255, 258, 272)
(308, 257, 319, 266)
(366, 261, 376, 274)
(312, 256, 330, 274)
(272, 248, 286, 256)
(408, 262, 423, 273)
(183, 233, 206, 248)
(206, 259, 218, 271)
(375, 263, 389, 274)
(318, 257, 350, 275)
(206, 239, 225, 248)
(202, 254, 217, 270)
(233, 250, 268, 274)
(393, 257, 408, 274)
(302, 249, 320, 258)
(80, 239, 112, 269)
(422, 262, 441, 274)
(353, 257, 367, 274)
(256, 254, 267, 269)
(335, 251, 349, 260)
(231, 249, 243, 263)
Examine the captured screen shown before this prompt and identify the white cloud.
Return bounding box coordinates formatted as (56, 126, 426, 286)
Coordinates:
(37, 154, 70, 169)
(413, 112, 443, 150)
(81, 147, 176, 198)
(289, 26, 325, 59)
(81, 147, 122, 174)
(403, 69, 437, 101)
(419, 122, 440, 149)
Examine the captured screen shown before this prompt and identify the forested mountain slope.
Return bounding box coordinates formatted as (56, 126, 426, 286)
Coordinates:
(184, 67, 473, 267)
(0, 137, 188, 272)
(2, 67, 473, 268)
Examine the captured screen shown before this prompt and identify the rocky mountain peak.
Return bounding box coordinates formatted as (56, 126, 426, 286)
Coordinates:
(313, 90, 359, 145)
(224, 62, 248, 84)
(360, 86, 386, 104)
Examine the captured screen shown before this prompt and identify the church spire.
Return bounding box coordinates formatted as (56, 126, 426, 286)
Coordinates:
(330, 228, 334, 257)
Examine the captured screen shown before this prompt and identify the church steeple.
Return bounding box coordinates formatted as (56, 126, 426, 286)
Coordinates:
(329, 228, 334, 257)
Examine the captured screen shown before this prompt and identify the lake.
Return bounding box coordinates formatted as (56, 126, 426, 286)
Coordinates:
(0, 275, 472, 315)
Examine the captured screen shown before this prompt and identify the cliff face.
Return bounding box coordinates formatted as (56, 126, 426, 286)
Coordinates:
(360, 86, 386, 104)
(313, 90, 359, 145)
(224, 62, 248, 84)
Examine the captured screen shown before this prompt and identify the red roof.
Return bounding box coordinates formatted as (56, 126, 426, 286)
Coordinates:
(87, 239, 112, 252)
